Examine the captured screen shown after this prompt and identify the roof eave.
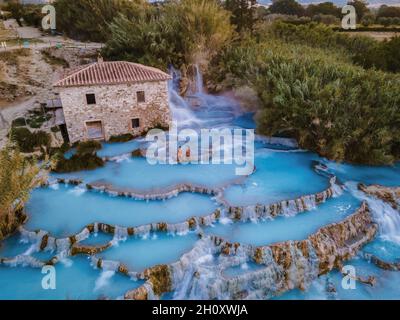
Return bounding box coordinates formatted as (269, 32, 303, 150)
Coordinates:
(53, 77, 172, 88)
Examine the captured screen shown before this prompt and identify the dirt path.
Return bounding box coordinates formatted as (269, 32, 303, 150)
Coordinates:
(0, 97, 37, 148)
(0, 22, 103, 148)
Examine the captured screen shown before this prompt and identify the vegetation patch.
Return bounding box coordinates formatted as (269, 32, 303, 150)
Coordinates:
(211, 32, 400, 164)
(76, 140, 102, 155)
(0, 145, 44, 240)
(9, 127, 51, 153)
(41, 50, 69, 68)
(53, 141, 104, 173)
(109, 133, 134, 143)
(11, 117, 26, 128)
(51, 126, 60, 133)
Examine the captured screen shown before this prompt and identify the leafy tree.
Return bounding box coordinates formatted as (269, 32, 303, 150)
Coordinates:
(312, 14, 340, 25)
(347, 0, 370, 21)
(269, 0, 305, 17)
(4, 0, 24, 26)
(360, 12, 375, 26)
(305, 2, 341, 18)
(377, 5, 400, 19)
(0, 144, 46, 240)
(224, 0, 257, 33)
(377, 16, 392, 27)
(21, 4, 43, 28)
(266, 21, 400, 73)
(104, 0, 233, 69)
(54, 0, 147, 42)
(212, 36, 400, 164)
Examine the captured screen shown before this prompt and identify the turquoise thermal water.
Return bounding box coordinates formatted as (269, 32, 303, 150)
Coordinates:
(206, 191, 361, 246)
(54, 157, 240, 190)
(223, 149, 328, 206)
(275, 256, 400, 300)
(0, 256, 143, 300)
(25, 184, 218, 236)
(1, 69, 400, 300)
(99, 233, 199, 272)
(322, 160, 400, 187)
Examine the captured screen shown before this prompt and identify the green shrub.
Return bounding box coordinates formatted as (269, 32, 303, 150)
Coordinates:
(109, 133, 134, 143)
(41, 50, 69, 68)
(11, 117, 26, 127)
(54, 153, 104, 173)
(267, 21, 400, 73)
(53, 141, 104, 173)
(51, 126, 60, 133)
(49, 143, 71, 158)
(26, 112, 52, 129)
(9, 128, 51, 153)
(76, 140, 102, 155)
(210, 36, 400, 165)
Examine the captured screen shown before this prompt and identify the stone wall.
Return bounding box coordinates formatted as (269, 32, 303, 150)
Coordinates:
(58, 81, 171, 143)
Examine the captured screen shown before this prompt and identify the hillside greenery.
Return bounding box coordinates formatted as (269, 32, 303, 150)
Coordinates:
(210, 35, 400, 164)
(5, 0, 400, 165)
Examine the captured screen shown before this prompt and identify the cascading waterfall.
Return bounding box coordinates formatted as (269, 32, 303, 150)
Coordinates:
(168, 66, 243, 130)
(194, 64, 204, 94)
(113, 226, 128, 243)
(346, 181, 400, 244)
(168, 67, 202, 129)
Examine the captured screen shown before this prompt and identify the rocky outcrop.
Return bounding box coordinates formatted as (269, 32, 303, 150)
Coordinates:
(125, 284, 150, 300)
(228, 177, 341, 221)
(358, 184, 400, 209)
(17, 176, 342, 263)
(364, 253, 400, 271)
(124, 202, 377, 300)
(0, 255, 45, 268)
(71, 243, 111, 256)
(142, 265, 172, 296)
(307, 202, 377, 274)
(85, 181, 222, 201)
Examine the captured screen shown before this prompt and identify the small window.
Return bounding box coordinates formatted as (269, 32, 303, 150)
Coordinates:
(136, 91, 145, 103)
(86, 94, 96, 105)
(131, 118, 140, 128)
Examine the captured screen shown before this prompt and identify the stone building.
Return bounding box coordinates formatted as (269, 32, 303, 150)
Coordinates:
(54, 59, 171, 143)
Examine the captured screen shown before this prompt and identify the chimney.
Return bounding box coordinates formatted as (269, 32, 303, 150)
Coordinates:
(97, 54, 104, 63)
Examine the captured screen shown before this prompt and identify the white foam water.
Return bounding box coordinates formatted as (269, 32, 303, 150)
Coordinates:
(346, 181, 400, 245)
(94, 270, 115, 291)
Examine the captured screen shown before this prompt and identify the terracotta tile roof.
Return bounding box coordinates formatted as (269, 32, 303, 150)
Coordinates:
(54, 61, 171, 87)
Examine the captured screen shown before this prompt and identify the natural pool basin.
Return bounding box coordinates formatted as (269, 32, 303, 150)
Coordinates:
(223, 149, 328, 206)
(205, 192, 361, 246)
(322, 160, 400, 187)
(275, 255, 400, 300)
(25, 184, 218, 236)
(0, 256, 142, 300)
(53, 157, 241, 191)
(99, 233, 199, 272)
